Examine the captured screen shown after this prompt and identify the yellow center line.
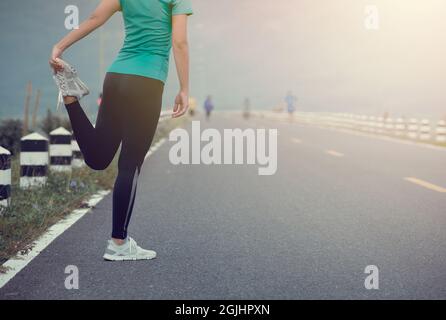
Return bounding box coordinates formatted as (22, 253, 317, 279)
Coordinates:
(291, 138, 302, 144)
(404, 177, 446, 193)
(325, 150, 344, 157)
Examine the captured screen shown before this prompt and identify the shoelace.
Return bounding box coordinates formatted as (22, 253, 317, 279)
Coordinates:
(53, 60, 87, 111)
(128, 238, 137, 255)
(54, 76, 89, 111)
(56, 90, 63, 111)
(54, 73, 66, 111)
(109, 238, 137, 255)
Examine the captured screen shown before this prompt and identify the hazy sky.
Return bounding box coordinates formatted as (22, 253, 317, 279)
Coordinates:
(1, 0, 445, 119)
(187, 0, 446, 117)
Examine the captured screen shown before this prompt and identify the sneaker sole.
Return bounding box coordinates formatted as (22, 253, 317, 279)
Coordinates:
(103, 253, 157, 261)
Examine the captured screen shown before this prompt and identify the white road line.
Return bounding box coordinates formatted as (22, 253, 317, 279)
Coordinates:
(325, 149, 344, 157)
(1, 137, 168, 289)
(144, 138, 166, 161)
(0, 190, 109, 289)
(404, 177, 446, 193)
(291, 138, 302, 144)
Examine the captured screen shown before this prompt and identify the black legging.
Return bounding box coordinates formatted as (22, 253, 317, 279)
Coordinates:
(65, 72, 164, 239)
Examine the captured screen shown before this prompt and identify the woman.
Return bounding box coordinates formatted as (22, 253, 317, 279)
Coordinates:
(49, 0, 193, 261)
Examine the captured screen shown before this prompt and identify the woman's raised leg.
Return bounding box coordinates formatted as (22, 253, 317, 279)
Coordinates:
(64, 73, 123, 170)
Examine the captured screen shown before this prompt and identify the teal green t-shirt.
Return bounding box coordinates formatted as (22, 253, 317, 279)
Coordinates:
(108, 0, 193, 83)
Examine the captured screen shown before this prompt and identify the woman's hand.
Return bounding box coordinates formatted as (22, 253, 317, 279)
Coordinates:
(49, 1, 121, 74)
(49, 45, 64, 73)
(172, 15, 190, 116)
(172, 91, 189, 118)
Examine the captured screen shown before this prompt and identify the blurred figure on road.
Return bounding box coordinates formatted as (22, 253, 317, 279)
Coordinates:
(243, 97, 251, 119)
(204, 95, 214, 120)
(285, 91, 297, 121)
(97, 93, 103, 107)
(189, 96, 197, 116)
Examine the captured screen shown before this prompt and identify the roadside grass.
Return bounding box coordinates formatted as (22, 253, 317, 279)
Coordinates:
(0, 157, 115, 269)
(0, 117, 186, 271)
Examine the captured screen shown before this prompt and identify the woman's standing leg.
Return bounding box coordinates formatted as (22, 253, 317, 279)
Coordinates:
(108, 74, 164, 240)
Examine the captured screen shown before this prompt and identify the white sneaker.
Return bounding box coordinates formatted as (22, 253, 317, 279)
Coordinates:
(103, 237, 157, 261)
(52, 58, 90, 110)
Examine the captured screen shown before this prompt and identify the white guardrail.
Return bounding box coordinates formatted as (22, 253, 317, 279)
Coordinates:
(251, 111, 446, 144)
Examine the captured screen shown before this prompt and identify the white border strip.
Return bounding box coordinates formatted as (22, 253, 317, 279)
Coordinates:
(145, 138, 166, 160)
(0, 190, 110, 289)
(0, 136, 168, 289)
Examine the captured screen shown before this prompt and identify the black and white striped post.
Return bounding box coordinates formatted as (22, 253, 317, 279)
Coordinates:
(20, 132, 49, 189)
(0, 146, 11, 209)
(367, 116, 376, 133)
(407, 118, 418, 139)
(71, 134, 85, 168)
(419, 119, 431, 141)
(362, 115, 370, 132)
(384, 118, 394, 135)
(435, 120, 446, 143)
(395, 118, 405, 136)
(376, 117, 385, 134)
(49, 127, 72, 172)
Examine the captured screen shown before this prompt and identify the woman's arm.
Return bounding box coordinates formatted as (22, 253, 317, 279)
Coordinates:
(172, 14, 190, 118)
(49, 0, 120, 71)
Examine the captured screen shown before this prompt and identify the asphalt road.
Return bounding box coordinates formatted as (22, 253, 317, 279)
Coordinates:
(1, 112, 446, 299)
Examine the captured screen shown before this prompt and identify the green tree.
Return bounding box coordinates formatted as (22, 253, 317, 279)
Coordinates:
(39, 108, 72, 134)
(0, 119, 23, 155)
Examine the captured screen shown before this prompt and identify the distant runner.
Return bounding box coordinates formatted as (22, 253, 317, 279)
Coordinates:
(204, 95, 214, 120)
(285, 91, 297, 120)
(97, 92, 103, 107)
(243, 97, 251, 119)
(189, 96, 197, 116)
